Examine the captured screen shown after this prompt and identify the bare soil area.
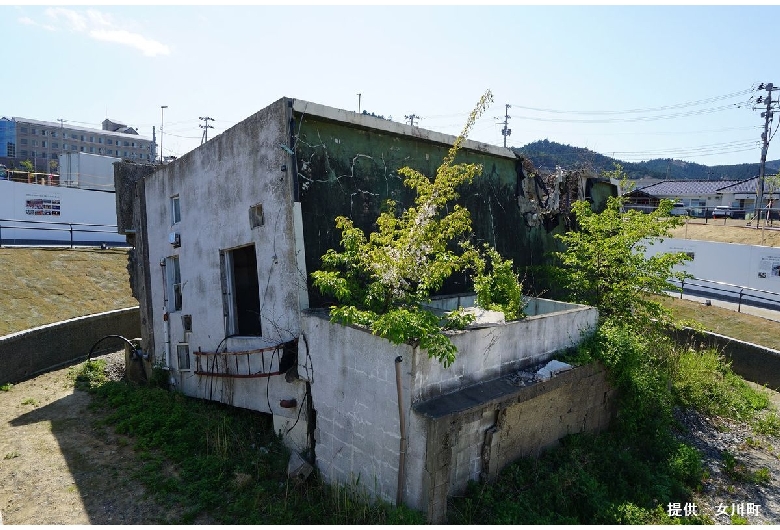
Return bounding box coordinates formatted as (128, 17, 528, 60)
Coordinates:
(0, 351, 179, 525)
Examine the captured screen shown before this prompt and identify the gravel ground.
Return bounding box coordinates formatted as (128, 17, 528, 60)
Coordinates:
(675, 404, 780, 524)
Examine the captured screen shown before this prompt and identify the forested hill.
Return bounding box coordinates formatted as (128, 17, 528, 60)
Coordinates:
(514, 139, 780, 181)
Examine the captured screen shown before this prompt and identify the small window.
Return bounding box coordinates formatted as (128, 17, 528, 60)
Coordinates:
(177, 343, 191, 370)
(41, 130, 47, 136)
(20, 138, 27, 145)
(51, 131, 57, 138)
(249, 203, 264, 228)
(98, 137, 103, 144)
(20, 150, 28, 157)
(166, 255, 182, 312)
(52, 142, 58, 149)
(20, 126, 28, 133)
(220, 245, 261, 336)
(171, 195, 181, 225)
(41, 141, 47, 148)
(31, 128, 37, 135)
(51, 153, 57, 160)
(89, 136, 94, 143)
(107, 139, 113, 145)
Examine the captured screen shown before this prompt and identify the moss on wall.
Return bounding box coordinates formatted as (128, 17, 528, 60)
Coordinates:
(294, 116, 564, 306)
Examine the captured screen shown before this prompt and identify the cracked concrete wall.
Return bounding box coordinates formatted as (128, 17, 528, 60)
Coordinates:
(140, 99, 307, 422)
(292, 114, 565, 307)
(422, 362, 617, 523)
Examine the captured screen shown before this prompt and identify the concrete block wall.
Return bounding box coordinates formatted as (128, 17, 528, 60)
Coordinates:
(301, 311, 414, 506)
(421, 363, 616, 523)
(0, 307, 140, 383)
(412, 303, 598, 402)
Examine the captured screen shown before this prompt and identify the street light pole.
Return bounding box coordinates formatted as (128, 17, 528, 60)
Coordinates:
(160, 105, 168, 164)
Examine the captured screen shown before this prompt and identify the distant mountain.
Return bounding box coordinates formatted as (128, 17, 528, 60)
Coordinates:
(514, 139, 780, 181)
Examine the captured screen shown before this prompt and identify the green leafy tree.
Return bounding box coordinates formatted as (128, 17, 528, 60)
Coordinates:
(554, 169, 690, 326)
(312, 90, 523, 367)
(20, 159, 34, 179)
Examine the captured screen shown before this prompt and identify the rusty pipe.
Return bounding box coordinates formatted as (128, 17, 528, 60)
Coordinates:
(395, 355, 407, 507)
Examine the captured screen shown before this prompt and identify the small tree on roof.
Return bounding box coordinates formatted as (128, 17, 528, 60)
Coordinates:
(312, 90, 523, 367)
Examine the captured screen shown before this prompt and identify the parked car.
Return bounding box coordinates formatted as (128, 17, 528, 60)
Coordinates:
(670, 202, 688, 216)
(711, 206, 745, 219)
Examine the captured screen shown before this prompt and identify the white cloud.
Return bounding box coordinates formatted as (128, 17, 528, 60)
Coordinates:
(40, 7, 170, 57)
(45, 8, 87, 32)
(90, 29, 171, 57)
(18, 17, 34, 25)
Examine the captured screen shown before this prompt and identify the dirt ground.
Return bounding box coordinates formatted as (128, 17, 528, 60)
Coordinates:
(0, 351, 179, 525)
(3, 355, 780, 524)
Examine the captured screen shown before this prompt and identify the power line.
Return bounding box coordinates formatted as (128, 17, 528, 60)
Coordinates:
(508, 88, 753, 116)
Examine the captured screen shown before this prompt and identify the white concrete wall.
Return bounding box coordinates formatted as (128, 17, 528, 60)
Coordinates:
(648, 237, 780, 292)
(412, 302, 598, 402)
(142, 99, 307, 422)
(0, 179, 123, 243)
(300, 312, 414, 506)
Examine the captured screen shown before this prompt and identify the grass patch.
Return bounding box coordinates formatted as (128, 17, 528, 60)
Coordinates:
(4, 451, 20, 460)
(652, 294, 780, 351)
(68, 359, 108, 391)
(87, 380, 424, 524)
(0, 248, 137, 336)
(450, 321, 775, 524)
(21, 397, 39, 407)
(0, 383, 12, 391)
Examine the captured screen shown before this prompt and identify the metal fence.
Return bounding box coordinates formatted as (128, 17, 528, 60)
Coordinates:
(670, 277, 780, 313)
(0, 217, 126, 248)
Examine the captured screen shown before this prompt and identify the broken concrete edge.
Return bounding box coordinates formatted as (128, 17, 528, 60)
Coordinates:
(413, 359, 592, 422)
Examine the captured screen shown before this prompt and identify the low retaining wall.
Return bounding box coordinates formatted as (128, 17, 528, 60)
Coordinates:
(669, 327, 780, 391)
(0, 307, 140, 384)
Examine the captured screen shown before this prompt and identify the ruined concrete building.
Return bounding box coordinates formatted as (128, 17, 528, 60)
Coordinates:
(114, 98, 616, 522)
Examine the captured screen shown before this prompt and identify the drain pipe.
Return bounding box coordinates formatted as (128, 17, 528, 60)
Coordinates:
(395, 355, 407, 507)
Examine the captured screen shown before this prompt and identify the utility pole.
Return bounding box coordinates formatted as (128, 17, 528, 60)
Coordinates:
(57, 118, 66, 156)
(357, 93, 361, 114)
(405, 114, 419, 127)
(755, 83, 779, 225)
(160, 105, 168, 164)
(499, 104, 512, 148)
(199, 116, 214, 145)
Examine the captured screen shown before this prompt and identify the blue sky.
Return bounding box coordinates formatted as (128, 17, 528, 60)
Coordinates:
(3, 5, 779, 167)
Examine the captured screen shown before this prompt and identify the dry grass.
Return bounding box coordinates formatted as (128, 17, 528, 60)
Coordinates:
(670, 218, 780, 247)
(654, 294, 780, 351)
(0, 247, 137, 336)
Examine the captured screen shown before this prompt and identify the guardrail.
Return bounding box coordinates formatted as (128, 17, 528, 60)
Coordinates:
(670, 277, 780, 313)
(0, 217, 123, 248)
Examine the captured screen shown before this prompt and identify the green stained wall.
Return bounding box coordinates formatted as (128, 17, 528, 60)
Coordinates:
(294, 115, 563, 306)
